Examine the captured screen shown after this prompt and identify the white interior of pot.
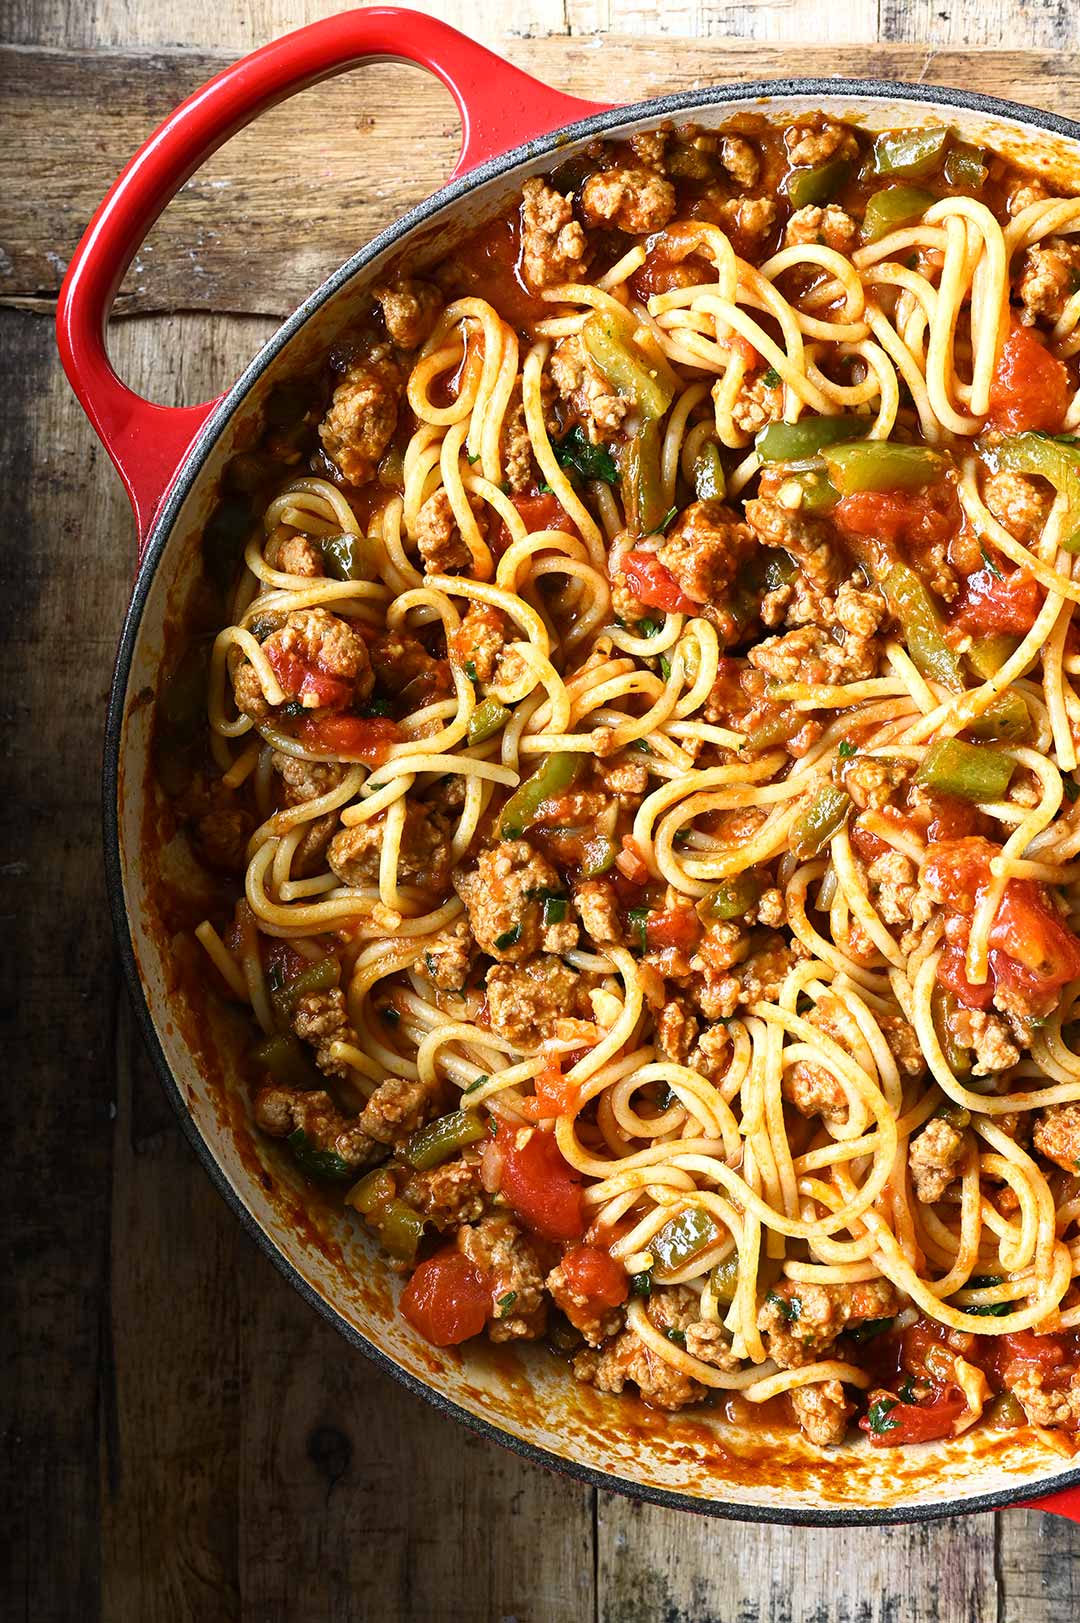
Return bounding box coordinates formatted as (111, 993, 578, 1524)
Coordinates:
(115, 88, 1080, 1516)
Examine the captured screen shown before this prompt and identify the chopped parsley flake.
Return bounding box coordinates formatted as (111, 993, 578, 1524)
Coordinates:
(838, 739, 856, 759)
(665, 1328, 687, 1347)
(630, 1271, 652, 1297)
(866, 1396, 901, 1435)
(497, 1291, 518, 1316)
(494, 923, 522, 951)
(762, 366, 782, 387)
(463, 1073, 490, 1095)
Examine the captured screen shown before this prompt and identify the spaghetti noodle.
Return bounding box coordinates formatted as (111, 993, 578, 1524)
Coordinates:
(161, 111, 1080, 1451)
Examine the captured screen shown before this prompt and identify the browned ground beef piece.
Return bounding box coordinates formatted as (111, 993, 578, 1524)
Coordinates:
(253, 1086, 381, 1169)
(784, 204, 857, 253)
(265, 529, 324, 577)
(842, 756, 910, 812)
(1016, 238, 1080, 327)
(655, 997, 699, 1065)
(415, 488, 487, 575)
(1033, 1103, 1080, 1172)
(713, 196, 778, 256)
(580, 167, 677, 234)
(789, 1380, 854, 1447)
(292, 988, 358, 1080)
(454, 841, 574, 962)
(421, 916, 476, 991)
(574, 879, 623, 945)
(373, 277, 442, 348)
(573, 1287, 707, 1410)
(721, 133, 760, 187)
(546, 1262, 625, 1347)
(452, 602, 507, 683)
(486, 956, 592, 1048)
(690, 930, 794, 1022)
(758, 1278, 900, 1369)
(654, 500, 757, 634)
(731, 372, 784, 436)
(744, 496, 845, 592)
(327, 803, 452, 890)
(784, 118, 859, 166)
(358, 1075, 440, 1146)
(549, 333, 628, 444)
(749, 621, 880, 685)
(950, 1008, 1020, 1076)
(399, 1149, 487, 1230)
(1011, 1368, 1080, 1429)
(908, 1117, 966, 1203)
(234, 606, 374, 723)
(457, 1215, 548, 1342)
(272, 752, 346, 877)
(519, 177, 590, 293)
(319, 347, 402, 484)
(867, 850, 917, 925)
(982, 471, 1051, 544)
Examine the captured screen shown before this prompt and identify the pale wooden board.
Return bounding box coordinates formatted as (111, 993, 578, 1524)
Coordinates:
(5, 6, 1080, 1621)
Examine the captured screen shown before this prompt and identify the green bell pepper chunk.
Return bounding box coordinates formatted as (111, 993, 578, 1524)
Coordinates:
(871, 126, 951, 177)
(318, 533, 379, 582)
(743, 711, 806, 752)
(581, 313, 675, 420)
(967, 634, 1021, 680)
(790, 784, 852, 861)
(784, 155, 853, 209)
(468, 696, 511, 746)
(287, 1127, 356, 1184)
(861, 185, 937, 243)
(932, 985, 972, 1078)
(822, 440, 947, 493)
(693, 441, 726, 502)
(269, 955, 340, 1031)
(711, 1250, 740, 1306)
(499, 752, 582, 839)
(965, 692, 1032, 744)
(774, 468, 840, 512)
(884, 563, 965, 692)
(581, 834, 617, 876)
(347, 1167, 397, 1214)
(696, 873, 762, 922)
(400, 1109, 486, 1172)
(251, 1033, 323, 1091)
(943, 142, 988, 189)
(624, 416, 668, 536)
(915, 737, 1015, 802)
(652, 1207, 720, 1272)
(755, 415, 870, 463)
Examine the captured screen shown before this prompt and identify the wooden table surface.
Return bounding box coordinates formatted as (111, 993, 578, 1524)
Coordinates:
(6, 1, 1080, 1618)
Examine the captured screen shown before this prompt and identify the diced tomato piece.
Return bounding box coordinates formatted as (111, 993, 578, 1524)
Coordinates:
(988, 880, 1080, 993)
(493, 490, 578, 555)
(833, 482, 960, 551)
(615, 835, 650, 886)
(621, 550, 697, 614)
(901, 1317, 953, 1378)
(266, 643, 354, 710)
(296, 713, 400, 764)
(521, 1065, 581, 1121)
(937, 944, 996, 1010)
(925, 795, 978, 844)
(993, 1331, 1067, 1380)
(495, 1121, 586, 1242)
(986, 319, 1071, 434)
(645, 905, 702, 953)
(263, 937, 310, 985)
(860, 1388, 967, 1447)
(558, 1244, 629, 1310)
(400, 1249, 491, 1347)
(921, 837, 996, 914)
(953, 567, 1042, 636)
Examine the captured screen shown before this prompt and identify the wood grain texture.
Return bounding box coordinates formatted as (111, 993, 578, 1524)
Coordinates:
(4, 39, 1080, 322)
(6, 5, 1080, 1622)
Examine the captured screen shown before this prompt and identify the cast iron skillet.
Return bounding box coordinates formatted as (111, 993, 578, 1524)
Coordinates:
(57, 5, 1080, 1524)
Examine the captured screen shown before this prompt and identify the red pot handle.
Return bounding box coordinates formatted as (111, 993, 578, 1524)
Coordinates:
(56, 6, 610, 548)
(1019, 1483, 1080, 1521)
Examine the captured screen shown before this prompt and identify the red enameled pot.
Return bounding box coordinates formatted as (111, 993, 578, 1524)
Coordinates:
(58, 6, 1080, 1524)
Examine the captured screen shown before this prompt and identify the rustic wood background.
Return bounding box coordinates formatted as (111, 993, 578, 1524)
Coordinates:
(5, 1, 1080, 1618)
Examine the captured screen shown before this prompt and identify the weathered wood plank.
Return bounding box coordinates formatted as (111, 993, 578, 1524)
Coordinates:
(998, 1508, 1080, 1623)
(596, 1497, 1003, 1623)
(3, 40, 1078, 323)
